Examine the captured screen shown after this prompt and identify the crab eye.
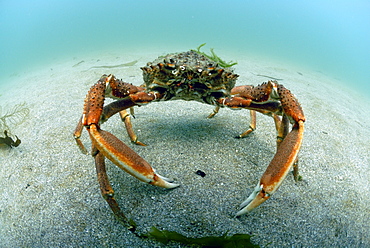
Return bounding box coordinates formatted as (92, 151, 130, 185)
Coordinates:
(172, 70, 178, 75)
(180, 65, 186, 71)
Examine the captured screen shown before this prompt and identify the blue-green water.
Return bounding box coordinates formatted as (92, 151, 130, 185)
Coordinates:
(1, 0, 369, 97)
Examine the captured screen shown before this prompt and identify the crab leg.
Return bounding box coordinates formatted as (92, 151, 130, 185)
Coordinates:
(88, 124, 179, 189)
(94, 150, 131, 224)
(207, 105, 220, 118)
(235, 83, 305, 215)
(222, 82, 305, 215)
(276, 114, 300, 182)
(73, 116, 89, 154)
(236, 110, 257, 138)
(236, 120, 304, 216)
(119, 109, 146, 146)
(79, 75, 178, 188)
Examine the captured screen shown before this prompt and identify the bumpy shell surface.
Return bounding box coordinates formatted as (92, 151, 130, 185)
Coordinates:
(141, 51, 238, 104)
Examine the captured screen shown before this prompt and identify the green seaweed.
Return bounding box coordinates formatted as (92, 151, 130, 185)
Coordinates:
(144, 226, 259, 248)
(123, 218, 259, 247)
(191, 43, 238, 68)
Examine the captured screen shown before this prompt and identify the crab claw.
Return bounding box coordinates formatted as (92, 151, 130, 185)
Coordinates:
(88, 124, 180, 189)
(236, 183, 266, 216)
(236, 120, 304, 216)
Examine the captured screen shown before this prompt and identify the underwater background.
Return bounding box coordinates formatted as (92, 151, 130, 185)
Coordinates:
(0, 0, 369, 95)
(1, 1, 370, 247)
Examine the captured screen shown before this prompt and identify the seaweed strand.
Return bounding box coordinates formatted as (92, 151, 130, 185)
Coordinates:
(191, 43, 237, 68)
(0, 102, 30, 133)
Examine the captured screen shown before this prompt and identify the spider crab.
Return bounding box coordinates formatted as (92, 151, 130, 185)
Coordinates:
(74, 50, 305, 222)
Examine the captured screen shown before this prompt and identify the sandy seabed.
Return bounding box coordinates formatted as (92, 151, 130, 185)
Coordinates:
(0, 49, 369, 247)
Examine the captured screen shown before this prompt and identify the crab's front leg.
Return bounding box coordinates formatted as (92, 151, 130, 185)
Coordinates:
(82, 75, 179, 188)
(237, 119, 304, 215)
(74, 75, 179, 222)
(220, 82, 305, 215)
(240, 84, 304, 215)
